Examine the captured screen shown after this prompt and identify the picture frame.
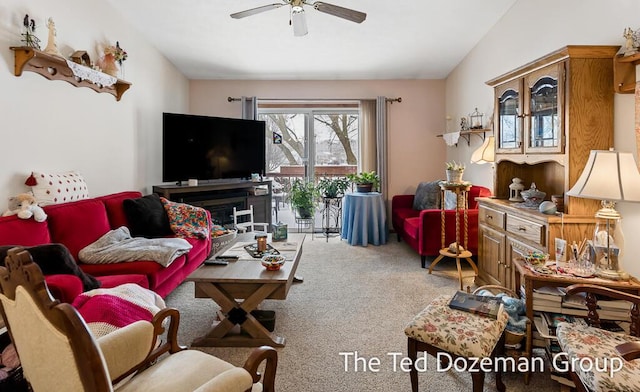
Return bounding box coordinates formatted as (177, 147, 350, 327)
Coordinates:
(554, 238, 567, 263)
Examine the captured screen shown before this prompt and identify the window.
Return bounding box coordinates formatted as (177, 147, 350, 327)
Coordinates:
(257, 102, 359, 183)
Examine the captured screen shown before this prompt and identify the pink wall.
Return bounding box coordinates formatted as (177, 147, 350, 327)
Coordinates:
(189, 79, 447, 201)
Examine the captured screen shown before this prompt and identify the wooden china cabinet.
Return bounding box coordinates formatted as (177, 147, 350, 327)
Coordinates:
(477, 45, 619, 290)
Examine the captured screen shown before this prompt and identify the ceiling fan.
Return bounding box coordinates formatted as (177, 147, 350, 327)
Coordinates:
(231, 0, 367, 37)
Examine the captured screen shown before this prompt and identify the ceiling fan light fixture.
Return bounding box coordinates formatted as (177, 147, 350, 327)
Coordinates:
(231, 0, 366, 35)
(291, 9, 308, 36)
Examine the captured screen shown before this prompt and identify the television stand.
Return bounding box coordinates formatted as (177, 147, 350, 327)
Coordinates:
(153, 180, 272, 229)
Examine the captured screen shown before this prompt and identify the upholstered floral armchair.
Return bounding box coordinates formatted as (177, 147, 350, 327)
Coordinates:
(392, 182, 492, 268)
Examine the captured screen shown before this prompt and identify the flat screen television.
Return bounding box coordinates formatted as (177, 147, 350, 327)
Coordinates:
(162, 113, 266, 183)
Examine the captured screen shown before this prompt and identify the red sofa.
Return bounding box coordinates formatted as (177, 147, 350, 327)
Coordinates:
(391, 185, 491, 268)
(0, 191, 211, 301)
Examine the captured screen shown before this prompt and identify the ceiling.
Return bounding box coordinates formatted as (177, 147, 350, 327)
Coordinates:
(106, 0, 517, 80)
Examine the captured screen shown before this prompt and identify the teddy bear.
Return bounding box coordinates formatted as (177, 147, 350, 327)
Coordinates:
(2, 192, 47, 222)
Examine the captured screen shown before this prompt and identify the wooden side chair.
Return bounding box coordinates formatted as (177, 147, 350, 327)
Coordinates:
(0, 247, 278, 392)
(233, 205, 269, 233)
(556, 284, 640, 392)
(404, 294, 508, 392)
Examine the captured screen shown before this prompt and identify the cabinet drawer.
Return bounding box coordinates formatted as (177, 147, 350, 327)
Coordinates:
(506, 215, 545, 245)
(480, 206, 505, 230)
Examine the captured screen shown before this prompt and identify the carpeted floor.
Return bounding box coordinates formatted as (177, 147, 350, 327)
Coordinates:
(165, 234, 561, 391)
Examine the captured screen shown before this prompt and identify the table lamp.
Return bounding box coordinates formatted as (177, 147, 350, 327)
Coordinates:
(566, 149, 640, 280)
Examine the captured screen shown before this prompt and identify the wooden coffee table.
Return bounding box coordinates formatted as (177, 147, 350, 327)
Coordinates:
(187, 233, 305, 347)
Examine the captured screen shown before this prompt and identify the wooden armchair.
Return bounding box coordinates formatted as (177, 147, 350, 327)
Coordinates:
(556, 284, 640, 392)
(0, 247, 278, 392)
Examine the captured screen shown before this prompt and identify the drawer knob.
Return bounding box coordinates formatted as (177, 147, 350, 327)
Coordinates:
(518, 227, 527, 232)
(487, 215, 493, 220)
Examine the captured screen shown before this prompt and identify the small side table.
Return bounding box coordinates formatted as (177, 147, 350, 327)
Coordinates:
(321, 197, 342, 242)
(341, 192, 388, 246)
(428, 182, 479, 290)
(295, 215, 314, 240)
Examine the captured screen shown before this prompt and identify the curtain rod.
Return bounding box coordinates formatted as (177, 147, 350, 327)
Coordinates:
(227, 97, 402, 103)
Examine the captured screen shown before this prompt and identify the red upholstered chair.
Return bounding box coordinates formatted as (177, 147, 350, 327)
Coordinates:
(392, 184, 492, 268)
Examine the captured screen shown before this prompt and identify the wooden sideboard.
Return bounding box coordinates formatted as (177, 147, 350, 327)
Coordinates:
(477, 198, 595, 290)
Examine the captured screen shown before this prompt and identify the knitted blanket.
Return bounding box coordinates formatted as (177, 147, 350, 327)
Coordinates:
(73, 283, 165, 338)
(78, 226, 192, 267)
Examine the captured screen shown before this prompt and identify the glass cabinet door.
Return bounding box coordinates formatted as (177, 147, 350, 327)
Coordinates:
(495, 79, 523, 153)
(524, 63, 563, 154)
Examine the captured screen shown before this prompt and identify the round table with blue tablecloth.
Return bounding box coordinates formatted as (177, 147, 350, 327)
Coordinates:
(341, 192, 388, 246)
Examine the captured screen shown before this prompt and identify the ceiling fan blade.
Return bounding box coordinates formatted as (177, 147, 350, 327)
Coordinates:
(231, 3, 285, 19)
(312, 2, 366, 23)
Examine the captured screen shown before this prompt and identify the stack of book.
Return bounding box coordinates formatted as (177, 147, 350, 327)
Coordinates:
(597, 298, 633, 322)
(521, 285, 632, 321)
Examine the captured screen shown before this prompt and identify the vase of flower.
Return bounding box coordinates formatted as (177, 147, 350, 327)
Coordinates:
(101, 53, 118, 77)
(445, 161, 465, 183)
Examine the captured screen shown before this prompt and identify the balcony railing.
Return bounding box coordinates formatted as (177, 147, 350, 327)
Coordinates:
(266, 165, 357, 194)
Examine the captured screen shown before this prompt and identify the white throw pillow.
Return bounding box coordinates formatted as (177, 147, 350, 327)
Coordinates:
(444, 190, 466, 210)
(27, 171, 90, 206)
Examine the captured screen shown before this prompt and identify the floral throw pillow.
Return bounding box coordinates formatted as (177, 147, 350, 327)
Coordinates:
(160, 197, 210, 239)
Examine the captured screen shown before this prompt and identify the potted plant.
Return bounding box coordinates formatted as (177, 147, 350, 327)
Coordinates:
(347, 171, 380, 193)
(445, 161, 465, 183)
(290, 179, 319, 218)
(317, 177, 350, 198)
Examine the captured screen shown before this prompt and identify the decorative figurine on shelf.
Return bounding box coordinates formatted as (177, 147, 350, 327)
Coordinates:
(43, 17, 62, 57)
(623, 27, 638, 56)
(508, 178, 524, 202)
(102, 41, 128, 78)
(21, 14, 40, 49)
(520, 182, 546, 207)
(460, 117, 469, 131)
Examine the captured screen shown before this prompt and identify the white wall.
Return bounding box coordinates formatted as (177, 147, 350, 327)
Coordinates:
(446, 0, 640, 276)
(0, 0, 189, 204)
(189, 79, 447, 200)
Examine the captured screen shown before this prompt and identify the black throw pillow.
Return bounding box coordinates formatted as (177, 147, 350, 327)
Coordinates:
(412, 180, 443, 210)
(0, 244, 101, 291)
(122, 193, 173, 238)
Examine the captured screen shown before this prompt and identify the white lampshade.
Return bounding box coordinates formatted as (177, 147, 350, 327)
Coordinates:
(292, 10, 308, 36)
(566, 149, 640, 203)
(470, 135, 495, 164)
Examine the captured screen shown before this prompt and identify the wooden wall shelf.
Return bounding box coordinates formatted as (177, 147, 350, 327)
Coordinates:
(437, 129, 490, 146)
(613, 52, 640, 94)
(10, 46, 131, 101)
